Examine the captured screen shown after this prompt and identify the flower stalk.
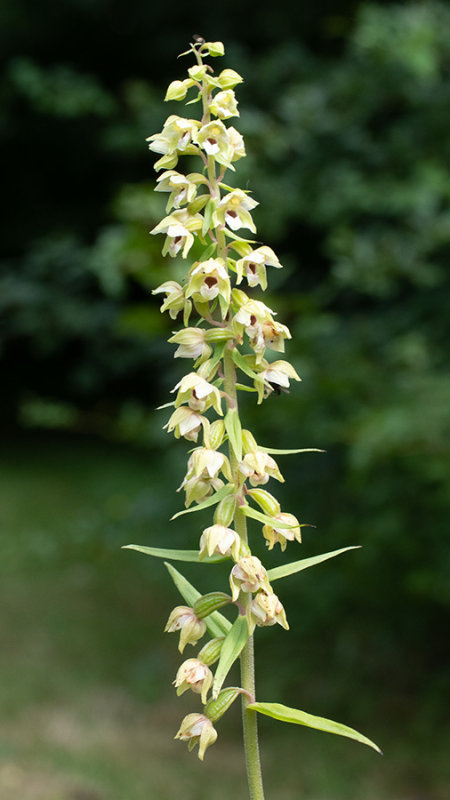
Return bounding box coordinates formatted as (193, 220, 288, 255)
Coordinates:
(127, 34, 381, 800)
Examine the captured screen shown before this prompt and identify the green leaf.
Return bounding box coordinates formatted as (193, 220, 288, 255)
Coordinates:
(248, 702, 382, 754)
(122, 544, 225, 564)
(171, 484, 234, 520)
(236, 383, 257, 393)
(231, 349, 263, 383)
(224, 228, 256, 244)
(224, 408, 242, 462)
(165, 563, 231, 638)
(206, 341, 227, 374)
(242, 505, 301, 530)
(259, 447, 325, 455)
(212, 614, 249, 698)
(202, 199, 215, 238)
(267, 546, 361, 582)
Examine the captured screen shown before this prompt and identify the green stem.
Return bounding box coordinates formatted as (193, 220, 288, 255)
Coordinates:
(198, 59, 265, 800)
(224, 349, 265, 800)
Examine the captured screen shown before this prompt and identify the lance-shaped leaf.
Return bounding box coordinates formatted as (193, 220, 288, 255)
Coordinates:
(165, 562, 231, 638)
(122, 544, 225, 564)
(202, 198, 216, 237)
(171, 484, 234, 520)
(259, 447, 325, 455)
(224, 408, 242, 462)
(248, 702, 382, 754)
(267, 546, 361, 582)
(242, 504, 304, 530)
(212, 613, 249, 698)
(231, 349, 262, 383)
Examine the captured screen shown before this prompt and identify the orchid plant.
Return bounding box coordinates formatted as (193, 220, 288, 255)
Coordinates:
(125, 37, 381, 799)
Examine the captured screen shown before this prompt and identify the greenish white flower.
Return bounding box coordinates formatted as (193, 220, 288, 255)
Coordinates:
(155, 170, 199, 211)
(168, 328, 212, 360)
(147, 115, 200, 170)
(254, 359, 301, 403)
(199, 524, 241, 561)
(151, 210, 203, 258)
(236, 246, 282, 291)
(195, 120, 230, 157)
(230, 555, 272, 600)
(165, 606, 207, 653)
(175, 713, 218, 760)
(248, 590, 289, 634)
(179, 474, 224, 507)
(164, 406, 209, 442)
(239, 451, 284, 486)
(187, 447, 232, 480)
(172, 372, 222, 414)
(213, 189, 258, 232)
(233, 298, 291, 361)
(173, 658, 213, 704)
(152, 280, 185, 320)
(209, 89, 239, 120)
(186, 258, 231, 317)
(262, 512, 302, 551)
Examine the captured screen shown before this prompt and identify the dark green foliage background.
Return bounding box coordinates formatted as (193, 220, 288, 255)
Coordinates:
(1, 0, 449, 791)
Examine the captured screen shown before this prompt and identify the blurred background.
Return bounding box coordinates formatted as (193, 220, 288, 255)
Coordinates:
(1, 0, 449, 798)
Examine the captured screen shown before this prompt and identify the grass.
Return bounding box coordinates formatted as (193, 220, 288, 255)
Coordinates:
(1, 431, 449, 799)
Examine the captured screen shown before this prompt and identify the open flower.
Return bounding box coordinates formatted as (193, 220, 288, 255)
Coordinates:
(186, 258, 231, 317)
(172, 372, 222, 414)
(230, 555, 272, 600)
(262, 512, 302, 551)
(199, 524, 241, 561)
(209, 89, 239, 120)
(195, 120, 230, 157)
(213, 189, 258, 232)
(168, 328, 212, 360)
(150, 210, 203, 258)
(152, 280, 186, 320)
(147, 115, 200, 170)
(165, 606, 206, 653)
(249, 591, 289, 634)
(239, 451, 284, 486)
(164, 406, 209, 442)
(174, 658, 213, 703)
(236, 246, 282, 291)
(254, 359, 301, 403)
(175, 714, 218, 760)
(178, 474, 224, 507)
(187, 447, 232, 480)
(155, 170, 199, 211)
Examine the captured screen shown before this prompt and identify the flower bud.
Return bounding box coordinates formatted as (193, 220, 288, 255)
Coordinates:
(241, 428, 259, 454)
(175, 713, 217, 760)
(213, 493, 236, 527)
(164, 606, 206, 653)
(249, 590, 289, 634)
(164, 80, 188, 102)
(173, 658, 213, 703)
(204, 41, 225, 57)
(247, 487, 281, 517)
(197, 637, 224, 666)
(229, 556, 272, 600)
(218, 68, 243, 89)
(204, 687, 241, 722)
(194, 592, 232, 619)
(207, 419, 226, 450)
